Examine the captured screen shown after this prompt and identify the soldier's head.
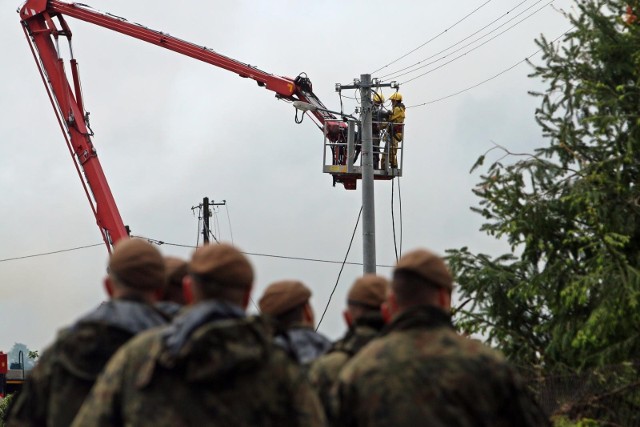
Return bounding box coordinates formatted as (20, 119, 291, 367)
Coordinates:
(184, 243, 254, 309)
(344, 274, 389, 327)
(105, 238, 166, 303)
(163, 256, 188, 306)
(387, 249, 453, 319)
(259, 280, 315, 328)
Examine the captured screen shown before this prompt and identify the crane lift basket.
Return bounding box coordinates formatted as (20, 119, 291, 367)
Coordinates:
(323, 119, 403, 190)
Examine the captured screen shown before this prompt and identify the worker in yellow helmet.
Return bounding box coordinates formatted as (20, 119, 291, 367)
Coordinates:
(383, 92, 405, 169)
(372, 91, 389, 169)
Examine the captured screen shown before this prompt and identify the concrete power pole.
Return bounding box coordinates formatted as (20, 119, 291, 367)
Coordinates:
(359, 74, 376, 274)
(339, 75, 397, 274)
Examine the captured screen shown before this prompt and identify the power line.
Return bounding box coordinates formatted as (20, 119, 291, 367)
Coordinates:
(316, 206, 363, 331)
(371, 0, 495, 75)
(134, 235, 395, 268)
(405, 26, 573, 109)
(0, 238, 397, 268)
(401, 1, 554, 85)
(0, 243, 104, 263)
(379, 0, 540, 81)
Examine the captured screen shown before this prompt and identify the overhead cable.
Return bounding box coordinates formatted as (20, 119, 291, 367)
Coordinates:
(0, 243, 103, 263)
(406, 27, 573, 109)
(379, 0, 538, 81)
(401, 1, 554, 85)
(316, 206, 363, 331)
(370, 0, 495, 75)
(134, 235, 395, 268)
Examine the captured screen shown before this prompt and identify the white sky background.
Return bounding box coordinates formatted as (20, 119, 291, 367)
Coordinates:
(0, 0, 576, 353)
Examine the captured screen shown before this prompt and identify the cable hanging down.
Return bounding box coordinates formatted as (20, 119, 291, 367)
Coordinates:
(316, 206, 363, 331)
(370, 0, 495, 75)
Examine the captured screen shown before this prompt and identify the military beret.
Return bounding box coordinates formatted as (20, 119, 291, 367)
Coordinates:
(188, 243, 253, 289)
(394, 249, 453, 291)
(347, 274, 389, 308)
(164, 256, 188, 289)
(108, 238, 165, 290)
(259, 280, 311, 316)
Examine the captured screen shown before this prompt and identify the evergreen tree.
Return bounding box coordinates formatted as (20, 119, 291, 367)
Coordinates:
(447, 0, 640, 370)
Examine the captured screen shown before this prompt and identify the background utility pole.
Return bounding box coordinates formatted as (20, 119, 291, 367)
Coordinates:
(339, 74, 396, 274)
(192, 197, 227, 245)
(202, 197, 211, 244)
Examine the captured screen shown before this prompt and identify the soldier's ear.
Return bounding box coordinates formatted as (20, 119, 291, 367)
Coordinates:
(343, 309, 353, 328)
(303, 302, 315, 326)
(383, 292, 399, 322)
(241, 286, 253, 311)
(182, 275, 194, 304)
(438, 288, 452, 312)
(104, 277, 114, 297)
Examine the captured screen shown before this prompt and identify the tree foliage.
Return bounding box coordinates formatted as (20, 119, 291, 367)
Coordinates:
(447, 0, 640, 370)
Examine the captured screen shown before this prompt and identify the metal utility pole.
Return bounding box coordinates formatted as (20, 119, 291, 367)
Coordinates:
(338, 75, 397, 274)
(191, 198, 227, 245)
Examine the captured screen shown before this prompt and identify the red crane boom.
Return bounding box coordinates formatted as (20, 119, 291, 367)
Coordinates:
(19, 0, 345, 252)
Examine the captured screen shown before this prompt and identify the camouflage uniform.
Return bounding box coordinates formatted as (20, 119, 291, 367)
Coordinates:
(308, 312, 385, 420)
(7, 299, 169, 427)
(274, 322, 331, 366)
(72, 301, 327, 427)
(334, 305, 549, 427)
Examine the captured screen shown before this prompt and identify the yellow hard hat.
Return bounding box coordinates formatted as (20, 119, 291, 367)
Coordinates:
(389, 92, 402, 102)
(372, 92, 384, 104)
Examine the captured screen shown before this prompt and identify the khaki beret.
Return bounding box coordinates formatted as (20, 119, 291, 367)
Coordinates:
(259, 280, 311, 316)
(164, 256, 188, 289)
(188, 243, 253, 289)
(347, 274, 389, 308)
(394, 249, 453, 291)
(108, 238, 165, 290)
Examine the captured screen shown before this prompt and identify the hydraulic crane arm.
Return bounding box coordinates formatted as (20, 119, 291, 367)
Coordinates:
(20, 0, 340, 127)
(19, 0, 344, 252)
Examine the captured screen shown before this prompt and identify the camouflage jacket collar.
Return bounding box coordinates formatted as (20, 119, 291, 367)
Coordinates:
(333, 313, 385, 356)
(383, 305, 453, 335)
(162, 300, 246, 357)
(274, 326, 331, 365)
(74, 299, 170, 335)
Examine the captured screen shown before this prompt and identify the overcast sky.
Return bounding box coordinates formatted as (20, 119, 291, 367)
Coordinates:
(1, 0, 575, 353)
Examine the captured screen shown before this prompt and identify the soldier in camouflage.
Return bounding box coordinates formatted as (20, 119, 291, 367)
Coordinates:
(259, 280, 331, 365)
(308, 274, 388, 420)
(72, 243, 327, 426)
(333, 248, 550, 427)
(155, 255, 188, 318)
(7, 238, 171, 427)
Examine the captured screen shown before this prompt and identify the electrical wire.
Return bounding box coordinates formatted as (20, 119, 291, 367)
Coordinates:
(0, 243, 103, 263)
(316, 206, 363, 331)
(134, 235, 395, 268)
(405, 26, 573, 108)
(398, 177, 404, 257)
(401, 1, 554, 85)
(225, 202, 235, 245)
(391, 179, 399, 262)
(379, 0, 539, 81)
(371, 0, 495, 75)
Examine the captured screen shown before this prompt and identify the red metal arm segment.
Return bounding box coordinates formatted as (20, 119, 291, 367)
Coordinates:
(19, 0, 349, 251)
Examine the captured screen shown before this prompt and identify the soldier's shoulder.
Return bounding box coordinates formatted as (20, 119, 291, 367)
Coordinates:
(309, 351, 349, 381)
